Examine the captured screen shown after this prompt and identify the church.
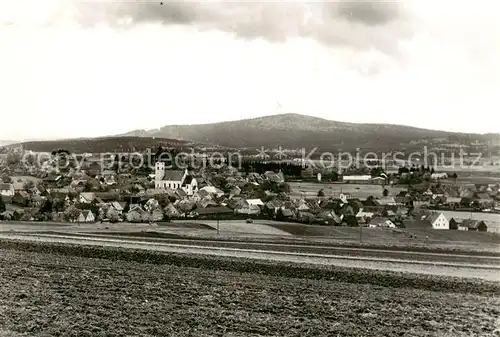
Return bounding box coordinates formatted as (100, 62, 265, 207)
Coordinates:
(154, 162, 198, 195)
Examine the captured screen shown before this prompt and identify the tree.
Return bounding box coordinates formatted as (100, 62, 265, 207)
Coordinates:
(6, 153, 21, 165)
(40, 198, 53, 214)
(52, 198, 65, 212)
(64, 205, 80, 222)
(177, 202, 194, 216)
(343, 215, 358, 227)
(317, 189, 325, 197)
(382, 189, 389, 197)
(107, 208, 120, 223)
(1, 175, 12, 183)
(23, 180, 35, 191)
(83, 181, 93, 192)
(0, 197, 5, 213)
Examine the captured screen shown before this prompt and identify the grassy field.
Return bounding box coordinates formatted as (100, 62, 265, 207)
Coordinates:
(438, 211, 500, 230)
(0, 243, 499, 336)
(265, 223, 500, 252)
(288, 182, 404, 199)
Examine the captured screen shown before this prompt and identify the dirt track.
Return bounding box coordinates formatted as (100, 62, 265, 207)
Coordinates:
(1, 232, 499, 282)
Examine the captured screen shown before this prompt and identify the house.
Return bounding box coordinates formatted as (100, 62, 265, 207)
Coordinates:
(263, 171, 285, 183)
(342, 175, 372, 183)
(317, 211, 342, 225)
(77, 210, 95, 223)
(371, 176, 386, 185)
(12, 191, 30, 207)
(200, 186, 225, 198)
(236, 202, 261, 215)
(431, 173, 448, 180)
(246, 199, 264, 207)
(44, 172, 62, 184)
(427, 212, 449, 230)
(375, 197, 397, 206)
(356, 208, 374, 221)
(0, 183, 14, 197)
(196, 198, 217, 209)
(402, 217, 433, 229)
(278, 207, 295, 219)
(265, 200, 283, 215)
(109, 201, 125, 214)
(445, 197, 462, 208)
(181, 175, 198, 195)
(163, 204, 180, 218)
(126, 205, 148, 222)
(458, 219, 488, 232)
(449, 218, 459, 230)
(369, 217, 396, 228)
(154, 164, 198, 196)
(79, 192, 96, 204)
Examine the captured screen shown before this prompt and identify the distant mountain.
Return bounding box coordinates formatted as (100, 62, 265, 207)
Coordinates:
(118, 113, 496, 151)
(11, 137, 192, 153)
(0, 140, 18, 147)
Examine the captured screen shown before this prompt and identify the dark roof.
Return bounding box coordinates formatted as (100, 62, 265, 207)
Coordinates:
(403, 219, 432, 229)
(428, 213, 441, 224)
(162, 170, 185, 181)
(0, 183, 12, 190)
(370, 217, 393, 226)
(182, 175, 194, 186)
(460, 219, 487, 229)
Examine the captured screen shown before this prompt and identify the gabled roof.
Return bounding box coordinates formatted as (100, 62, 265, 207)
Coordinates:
(246, 199, 264, 206)
(182, 175, 194, 186)
(0, 183, 12, 191)
(460, 219, 487, 229)
(81, 210, 93, 218)
(428, 213, 443, 224)
(80, 192, 95, 201)
(15, 191, 30, 198)
(110, 201, 124, 211)
(403, 218, 432, 229)
(375, 197, 397, 206)
(162, 170, 185, 181)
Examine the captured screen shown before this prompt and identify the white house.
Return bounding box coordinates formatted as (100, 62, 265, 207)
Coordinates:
(431, 173, 448, 180)
(428, 212, 449, 230)
(246, 199, 264, 207)
(0, 183, 14, 197)
(199, 186, 224, 198)
(342, 175, 372, 183)
(154, 163, 198, 196)
(77, 210, 95, 223)
(369, 217, 396, 228)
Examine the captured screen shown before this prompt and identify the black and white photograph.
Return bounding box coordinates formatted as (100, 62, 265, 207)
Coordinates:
(0, 0, 499, 336)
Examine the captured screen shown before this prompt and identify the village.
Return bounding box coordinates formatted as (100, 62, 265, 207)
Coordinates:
(0, 146, 499, 233)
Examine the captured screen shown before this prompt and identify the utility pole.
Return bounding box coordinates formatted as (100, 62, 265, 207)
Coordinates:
(216, 213, 220, 235)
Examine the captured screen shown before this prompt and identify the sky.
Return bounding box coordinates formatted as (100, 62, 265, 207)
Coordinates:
(1, 0, 499, 141)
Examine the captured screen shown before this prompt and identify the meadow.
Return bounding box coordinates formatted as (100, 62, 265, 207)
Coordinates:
(288, 182, 404, 199)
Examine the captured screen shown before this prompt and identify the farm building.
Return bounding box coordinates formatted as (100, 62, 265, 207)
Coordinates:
(77, 210, 95, 223)
(428, 213, 449, 230)
(458, 220, 488, 232)
(342, 175, 372, 184)
(431, 173, 448, 180)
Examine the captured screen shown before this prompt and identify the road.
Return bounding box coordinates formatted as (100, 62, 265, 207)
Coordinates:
(0, 231, 499, 282)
